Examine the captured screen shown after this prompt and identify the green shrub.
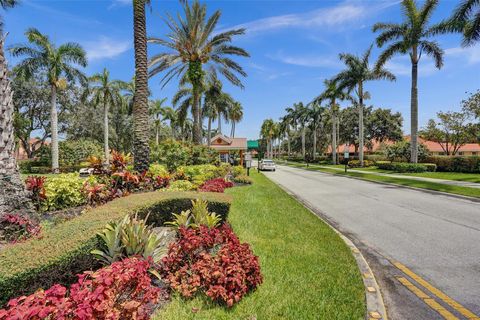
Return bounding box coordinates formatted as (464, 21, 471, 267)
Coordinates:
(151, 139, 218, 172)
(364, 154, 387, 163)
(168, 180, 197, 191)
(0, 191, 231, 306)
(348, 160, 374, 168)
(42, 174, 86, 211)
(425, 156, 480, 173)
(384, 140, 429, 162)
(232, 165, 245, 177)
(178, 164, 228, 185)
(148, 164, 169, 177)
(233, 175, 253, 184)
(38, 139, 103, 166)
(376, 161, 436, 173)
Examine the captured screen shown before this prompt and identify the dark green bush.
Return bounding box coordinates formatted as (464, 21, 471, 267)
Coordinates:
(0, 191, 231, 306)
(425, 156, 480, 173)
(38, 139, 103, 166)
(376, 161, 436, 173)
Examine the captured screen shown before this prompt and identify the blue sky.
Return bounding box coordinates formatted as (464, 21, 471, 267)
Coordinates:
(4, 0, 480, 139)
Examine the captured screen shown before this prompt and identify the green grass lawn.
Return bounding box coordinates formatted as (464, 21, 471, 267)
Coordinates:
(396, 171, 480, 183)
(283, 162, 480, 199)
(155, 171, 365, 320)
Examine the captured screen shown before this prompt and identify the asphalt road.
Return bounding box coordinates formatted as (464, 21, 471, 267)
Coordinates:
(263, 164, 480, 320)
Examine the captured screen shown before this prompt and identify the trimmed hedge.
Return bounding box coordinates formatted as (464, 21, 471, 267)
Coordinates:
(348, 160, 374, 168)
(0, 191, 231, 306)
(376, 161, 437, 173)
(425, 156, 480, 173)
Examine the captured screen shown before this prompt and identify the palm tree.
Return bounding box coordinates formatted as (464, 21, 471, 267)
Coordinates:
(162, 106, 178, 138)
(0, 0, 34, 215)
(280, 114, 293, 156)
(260, 119, 274, 158)
(307, 102, 326, 161)
(11, 28, 87, 173)
(149, 97, 168, 145)
(203, 78, 233, 135)
(437, 0, 480, 46)
(148, 0, 249, 144)
(312, 79, 351, 165)
(294, 103, 309, 160)
(373, 0, 444, 163)
(229, 101, 243, 138)
(333, 45, 396, 166)
(84, 68, 124, 165)
(132, 0, 151, 172)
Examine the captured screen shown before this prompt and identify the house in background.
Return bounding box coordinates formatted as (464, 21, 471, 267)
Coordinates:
(209, 134, 247, 165)
(326, 136, 480, 157)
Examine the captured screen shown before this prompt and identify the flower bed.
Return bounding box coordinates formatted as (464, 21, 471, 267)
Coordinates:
(199, 178, 234, 193)
(161, 224, 262, 307)
(0, 192, 231, 306)
(0, 257, 166, 320)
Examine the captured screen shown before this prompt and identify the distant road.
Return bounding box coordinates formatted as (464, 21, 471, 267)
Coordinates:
(264, 164, 480, 320)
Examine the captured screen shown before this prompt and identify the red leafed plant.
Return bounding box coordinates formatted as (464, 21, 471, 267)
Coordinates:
(160, 224, 262, 307)
(154, 176, 170, 190)
(110, 150, 131, 173)
(199, 178, 234, 193)
(112, 171, 140, 194)
(0, 257, 166, 320)
(25, 176, 47, 210)
(0, 214, 41, 243)
(82, 181, 110, 206)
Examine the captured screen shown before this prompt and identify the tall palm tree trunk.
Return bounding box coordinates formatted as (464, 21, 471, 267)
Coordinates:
(331, 100, 337, 165)
(133, 0, 150, 172)
(50, 84, 59, 173)
(103, 102, 110, 165)
(287, 133, 291, 156)
(410, 59, 419, 163)
(0, 38, 33, 216)
(313, 123, 317, 161)
(301, 126, 306, 160)
(192, 88, 202, 143)
(358, 83, 364, 167)
(217, 113, 222, 134)
(207, 116, 212, 146)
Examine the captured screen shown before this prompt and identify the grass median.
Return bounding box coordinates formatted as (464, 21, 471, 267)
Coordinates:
(155, 171, 365, 320)
(283, 162, 480, 199)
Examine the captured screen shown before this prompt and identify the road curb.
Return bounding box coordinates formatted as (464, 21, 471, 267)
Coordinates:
(266, 174, 389, 320)
(281, 163, 480, 203)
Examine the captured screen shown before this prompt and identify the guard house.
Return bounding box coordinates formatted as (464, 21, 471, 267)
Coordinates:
(209, 134, 247, 165)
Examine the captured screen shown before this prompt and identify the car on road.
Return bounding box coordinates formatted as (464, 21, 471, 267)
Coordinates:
(258, 159, 276, 171)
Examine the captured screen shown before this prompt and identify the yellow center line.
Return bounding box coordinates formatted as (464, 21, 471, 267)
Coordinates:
(397, 277, 459, 320)
(393, 261, 480, 320)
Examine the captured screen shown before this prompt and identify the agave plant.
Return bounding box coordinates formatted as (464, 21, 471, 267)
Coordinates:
(166, 210, 192, 229)
(167, 199, 221, 230)
(92, 213, 169, 264)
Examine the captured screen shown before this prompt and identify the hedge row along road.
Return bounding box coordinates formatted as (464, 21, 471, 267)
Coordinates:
(264, 164, 480, 320)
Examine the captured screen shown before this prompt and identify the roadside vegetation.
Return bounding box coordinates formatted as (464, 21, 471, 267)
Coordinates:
(155, 171, 365, 320)
(282, 161, 480, 199)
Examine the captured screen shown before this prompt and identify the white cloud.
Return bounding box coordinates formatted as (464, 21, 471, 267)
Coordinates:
(220, 0, 396, 36)
(267, 51, 341, 68)
(385, 59, 439, 77)
(445, 45, 480, 64)
(384, 44, 480, 77)
(84, 37, 131, 61)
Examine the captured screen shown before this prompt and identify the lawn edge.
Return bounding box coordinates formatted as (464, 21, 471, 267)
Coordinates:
(262, 172, 388, 320)
(281, 162, 480, 203)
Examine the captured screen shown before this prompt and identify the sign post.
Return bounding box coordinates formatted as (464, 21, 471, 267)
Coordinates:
(343, 144, 350, 173)
(245, 152, 252, 176)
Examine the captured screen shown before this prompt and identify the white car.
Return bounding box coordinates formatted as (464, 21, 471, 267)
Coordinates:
(259, 159, 276, 171)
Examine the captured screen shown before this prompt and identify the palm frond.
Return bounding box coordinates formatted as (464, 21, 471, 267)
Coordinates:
(419, 40, 444, 68)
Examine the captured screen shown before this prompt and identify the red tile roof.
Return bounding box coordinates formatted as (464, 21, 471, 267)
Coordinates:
(209, 134, 247, 150)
